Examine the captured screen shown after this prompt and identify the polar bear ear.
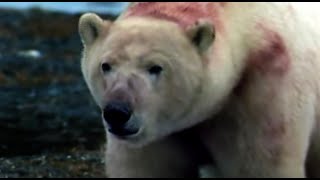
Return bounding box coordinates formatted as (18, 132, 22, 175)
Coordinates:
(186, 20, 215, 54)
(79, 13, 112, 46)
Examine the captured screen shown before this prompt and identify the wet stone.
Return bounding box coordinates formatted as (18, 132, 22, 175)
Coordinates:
(0, 8, 116, 177)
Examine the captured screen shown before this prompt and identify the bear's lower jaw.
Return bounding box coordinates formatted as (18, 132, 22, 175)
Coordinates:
(108, 126, 139, 137)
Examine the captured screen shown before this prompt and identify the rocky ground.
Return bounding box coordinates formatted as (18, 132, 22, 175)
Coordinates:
(0, 7, 116, 177)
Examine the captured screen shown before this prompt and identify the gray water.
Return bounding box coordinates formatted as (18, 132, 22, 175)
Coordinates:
(0, 2, 129, 15)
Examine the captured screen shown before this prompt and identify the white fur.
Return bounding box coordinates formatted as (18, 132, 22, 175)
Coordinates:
(79, 2, 320, 178)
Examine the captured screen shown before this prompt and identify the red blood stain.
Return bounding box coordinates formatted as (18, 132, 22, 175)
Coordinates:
(234, 23, 291, 96)
(248, 23, 290, 75)
(123, 2, 226, 33)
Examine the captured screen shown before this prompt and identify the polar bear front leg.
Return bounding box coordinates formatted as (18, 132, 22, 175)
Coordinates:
(105, 134, 199, 178)
(201, 75, 316, 178)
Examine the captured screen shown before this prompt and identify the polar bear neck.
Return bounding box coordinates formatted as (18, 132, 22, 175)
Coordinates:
(122, 2, 225, 32)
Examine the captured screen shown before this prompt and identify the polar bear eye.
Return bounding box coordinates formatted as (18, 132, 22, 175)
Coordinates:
(101, 62, 112, 73)
(147, 65, 163, 76)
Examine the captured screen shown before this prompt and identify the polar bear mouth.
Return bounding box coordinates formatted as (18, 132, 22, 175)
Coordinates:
(107, 126, 139, 137)
(107, 116, 140, 137)
(102, 101, 140, 137)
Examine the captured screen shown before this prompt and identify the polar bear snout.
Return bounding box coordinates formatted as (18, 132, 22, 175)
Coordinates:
(103, 101, 132, 126)
(103, 101, 139, 137)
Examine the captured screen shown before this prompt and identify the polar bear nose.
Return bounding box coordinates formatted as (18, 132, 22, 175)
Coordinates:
(103, 101, 132, 127)
(103, 101, 138, 136)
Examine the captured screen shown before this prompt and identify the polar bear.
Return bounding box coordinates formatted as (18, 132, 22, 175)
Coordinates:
(78, 2, 320, 178)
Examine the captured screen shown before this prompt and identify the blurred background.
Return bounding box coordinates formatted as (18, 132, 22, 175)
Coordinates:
(0, 2, 129, 177)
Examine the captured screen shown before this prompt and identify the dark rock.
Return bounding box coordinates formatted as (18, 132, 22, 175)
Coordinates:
(0, 8, 116, 156)
(0, 145, 106, 178)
